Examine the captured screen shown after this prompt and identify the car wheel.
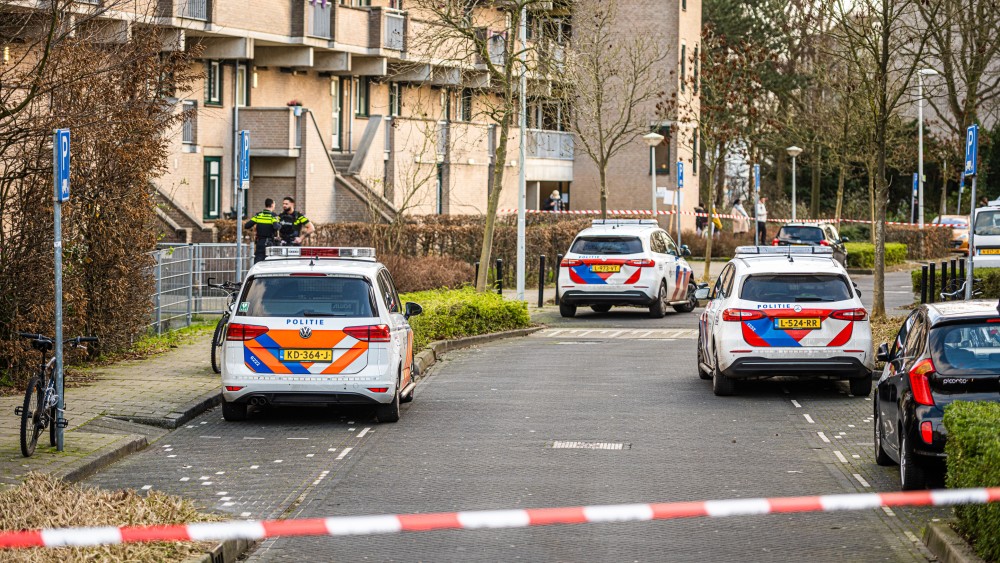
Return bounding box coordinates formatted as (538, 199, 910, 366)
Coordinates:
(590, 304, 612, 313)
(559, 302, 577, 318)
(873, 399, 893, 466)
(712, 352, 736, 396)
(672, 283, 698, 313)
(376, 374, 401, 423)
(849, 374, 873, 397)
(899, 426, 927, 490)
(221, 400, 248, 422)
(697, 333, 711, 380)
(648, 282, 668, 319)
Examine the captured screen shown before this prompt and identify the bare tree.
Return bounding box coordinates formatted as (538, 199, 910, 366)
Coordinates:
(558, 0, 667, 219)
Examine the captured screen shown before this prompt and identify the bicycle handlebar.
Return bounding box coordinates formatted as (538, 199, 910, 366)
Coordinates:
(17, 333, 98, 345)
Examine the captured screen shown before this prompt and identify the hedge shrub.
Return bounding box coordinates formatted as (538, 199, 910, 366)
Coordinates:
(844, 242, 907, 269)
(910, 267, 1000, 299)
(943, 401, 1000, 562)
(400, 287, 531, 351)
(381, 255, 475, 293)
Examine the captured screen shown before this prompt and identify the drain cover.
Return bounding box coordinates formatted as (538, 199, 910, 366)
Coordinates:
(551, 441, 629, 450)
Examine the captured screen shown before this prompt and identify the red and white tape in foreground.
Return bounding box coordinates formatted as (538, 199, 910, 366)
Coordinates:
(499, 209, 953, 227)
(2, 488, 998, 549)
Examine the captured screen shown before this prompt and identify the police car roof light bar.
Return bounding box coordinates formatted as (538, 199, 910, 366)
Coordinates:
(265, 246, 376, 259)
(590, 219, 659, 226)
(734, 245, 834, 256)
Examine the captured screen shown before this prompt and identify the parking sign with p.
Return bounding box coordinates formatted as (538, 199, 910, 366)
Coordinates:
(54, 129, 70, 202)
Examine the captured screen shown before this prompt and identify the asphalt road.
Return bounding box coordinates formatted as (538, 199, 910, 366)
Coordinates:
(85, 274, 949, 562)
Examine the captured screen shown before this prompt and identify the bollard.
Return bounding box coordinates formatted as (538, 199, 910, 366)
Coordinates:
(495, 258, 503, 295)
(920, 265, 928, 304)
(929, 263, 936, 303)
(474, 262, 480, 285)
(950, 258, 958, 296)
(538, 255, 546, 308)
(555, 253, 563, 306)
(941, 261, 949, 301)
(959, 257, 966, 282)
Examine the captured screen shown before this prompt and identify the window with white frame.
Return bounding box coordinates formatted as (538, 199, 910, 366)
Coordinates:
(182, 100, 197, 144)
(206, 61, 222, 106)
(235, 65, 249, 107)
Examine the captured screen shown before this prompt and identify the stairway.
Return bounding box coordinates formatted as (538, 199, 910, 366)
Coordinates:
(330, 152, 355, 175)
(153, 189, 216, 244)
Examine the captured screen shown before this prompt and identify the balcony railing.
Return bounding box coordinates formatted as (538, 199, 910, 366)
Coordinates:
(179, 0, 207, 19)
(239, 107, 302, 157)
(311, 2, 332, 38)
(384, 9, 405, 50)
(526, 129, 573, 160)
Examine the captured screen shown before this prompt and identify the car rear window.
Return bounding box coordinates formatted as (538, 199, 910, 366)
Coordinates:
(935, 217, 968, 226)
(237, 275, 375, 317)
(973, 210, 1000, 236)
(569, 236, 644, 255)
(740, 274, 853, 303)
(777, 226, 824, 242)
(930, 322, 1000, 375)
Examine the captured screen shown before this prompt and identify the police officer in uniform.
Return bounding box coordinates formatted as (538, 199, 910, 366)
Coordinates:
(245, 198, 280, 263)
(278, 196, 314, 246)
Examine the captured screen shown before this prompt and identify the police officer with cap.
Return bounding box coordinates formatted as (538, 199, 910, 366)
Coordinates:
(278, 196, 314, 246)
(245, 198, 280, 264)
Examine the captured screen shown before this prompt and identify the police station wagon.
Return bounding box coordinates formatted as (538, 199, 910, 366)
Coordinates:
(220, 247, 421, 423)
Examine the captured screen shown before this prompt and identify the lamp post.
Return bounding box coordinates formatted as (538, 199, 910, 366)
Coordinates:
(917, 68, 939, 229)
(643, 132, 665, 217)
(786, 146, 803, 221)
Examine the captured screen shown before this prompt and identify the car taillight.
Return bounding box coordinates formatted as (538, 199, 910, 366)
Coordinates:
(908, 359, 935, 406)
(831, 308, 868, 321)
(722, 309, 765, 322)
(819, 239, 830, 246)
(367, 387, 389, 393)
(625, 259, 655, 267)
(920, 421, 934, 444)
(561, 259, 582, 267)
(226, 323, 269, 341)
(225, 386, 244, 392)
(345, 324, 391, 342)
(771, 238, 780, 246)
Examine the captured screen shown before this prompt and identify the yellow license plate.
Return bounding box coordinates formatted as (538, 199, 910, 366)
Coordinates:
(776, 318, 821, 330)
(591, 265, 621, 273)
(281, 349, 333, 362)
(980, 248, 1000, 255)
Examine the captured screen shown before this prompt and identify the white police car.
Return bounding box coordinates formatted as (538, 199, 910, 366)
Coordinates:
(695, 246, 873, 396)
(220, 247, 421, 423)
(558, 220, 697, 318)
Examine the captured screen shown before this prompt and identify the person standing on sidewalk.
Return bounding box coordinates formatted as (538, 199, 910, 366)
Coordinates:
(245, 198, 280, 264)
(756, 196, 768, 242)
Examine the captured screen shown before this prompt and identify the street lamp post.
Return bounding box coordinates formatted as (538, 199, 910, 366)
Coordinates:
(786, 146, 803, 221)
(917, 68, 939, 229)
(643, 132, 665, 218)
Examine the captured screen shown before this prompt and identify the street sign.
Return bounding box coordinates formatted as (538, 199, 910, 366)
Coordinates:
(54, 129, 70, 202)
(238, 130, 250, 189)
(964, 124, 978, 177)
(676, 162, 684, 188)
(754, 164, 760, 193)
(912, 173, 918, 197)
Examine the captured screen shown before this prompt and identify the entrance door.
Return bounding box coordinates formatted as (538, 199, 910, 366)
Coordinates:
(331, 78, 342, 150)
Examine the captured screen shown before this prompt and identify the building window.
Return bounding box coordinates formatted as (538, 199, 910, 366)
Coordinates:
(206, 61, 222, 106)
(389, 82, 401, 117)
(680, 43, 687, 93)
(692, 128, 698, 174)
(651, 126, 671, 175)
(182, 101, 197, 145)
(235, 65, 249, 107)
(459, 89, 473, 122)
(693, 45, 699, 93)
(355, 77, 369, 117)
(203, 157, 222, 219)
(682, 0, 687, 11)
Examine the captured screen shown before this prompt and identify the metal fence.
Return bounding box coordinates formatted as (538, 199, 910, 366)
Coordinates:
(149, 243, 253, 334)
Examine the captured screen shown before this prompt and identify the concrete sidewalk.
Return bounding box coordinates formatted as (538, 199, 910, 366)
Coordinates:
(0, 334, 219, 490)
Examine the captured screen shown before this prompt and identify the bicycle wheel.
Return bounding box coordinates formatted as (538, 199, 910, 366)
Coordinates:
(20, 376, 44, 457)
(211, 314, 228, 374)
(47, 368, 57, 447)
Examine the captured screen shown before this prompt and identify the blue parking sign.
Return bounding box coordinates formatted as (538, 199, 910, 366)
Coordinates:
(965, 125, 978, 177)
(238, 130, 250, 189)
(754, 164, 760, 193)
(676, 162, 684, 188)
(912, 173, 918, 197)
(54, 129, 70, 202)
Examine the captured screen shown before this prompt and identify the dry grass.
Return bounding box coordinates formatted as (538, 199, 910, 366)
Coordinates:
(0, 474, 218, 562)
(870, 314, 906, 356)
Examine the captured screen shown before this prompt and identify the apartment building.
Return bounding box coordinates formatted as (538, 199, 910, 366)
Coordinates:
(20, 0, 701, 239)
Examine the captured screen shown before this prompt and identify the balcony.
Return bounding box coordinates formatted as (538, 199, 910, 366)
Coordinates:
(526, 129, 573, 182)
(178, 0, 207, 19)
(383, 9, 405, 51)
(475, 28, 507, 68)
(310, 1, 332, 38)
(239, 108, 302, 158)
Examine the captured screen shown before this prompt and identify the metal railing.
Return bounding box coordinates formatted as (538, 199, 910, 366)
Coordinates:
(384, 10, 405, 50)
(526, 129, 574, 160)
(180, 0, 207, 20)
(311, 2, 332, 38)
(149, 243, 252, 334)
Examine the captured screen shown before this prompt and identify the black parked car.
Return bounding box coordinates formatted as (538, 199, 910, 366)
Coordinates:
(873, 301, 1000, 490)
(772, 223, 849, 266)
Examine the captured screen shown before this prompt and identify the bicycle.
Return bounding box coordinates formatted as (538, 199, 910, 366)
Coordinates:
(940, 277, 984, 301)
(207, 278, 242, 374)
(14, 332, 97, 457)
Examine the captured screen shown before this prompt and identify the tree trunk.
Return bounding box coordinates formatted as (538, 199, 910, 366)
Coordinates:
(600, 162, 608, 220)
(811, 143, 821, 219)
(868, 165, 876, 245)
(702, 166, 717, 282)
(476, 114, 512, 292)
(835, 163, 845, 230)
(938, 160, 948, 215)
(702, 144, 727, 282)
(775, 146, 785, 202)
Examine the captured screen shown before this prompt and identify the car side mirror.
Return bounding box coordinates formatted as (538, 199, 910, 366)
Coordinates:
(681, 245, 692, 257)
(876, 343, 890, 363)
(404, 302, 423, 320)
(840, 236, 850, 243)
(694, 287, 711, 300)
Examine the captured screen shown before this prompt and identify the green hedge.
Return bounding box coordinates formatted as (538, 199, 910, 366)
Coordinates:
(910, 267, 1000, 299)
(844, 242, 907, 269)
(400, 287, 532, 351)
(944, 401, 1000, 562)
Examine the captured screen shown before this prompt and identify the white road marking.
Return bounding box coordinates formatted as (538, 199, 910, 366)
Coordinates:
(167, 455, 176, 458)
(199, 476, 209, 480)
(791, 400, 802, 408)
(185, 425, 195, 429)
(249, 465, 259, 469)
(223, 502, 235, 507)
(848, 424, 855, 428)
(327, 448, 337, 453)
(349, 428, 356, 432)
(357, 427, 371, 438)
(216, 492, 228, 495)
(200, 421, 207, 425)
(241, 512, 252, 518)
(904, 531, 920, 544)
(200, 436, 221, 439)
(853, 474, 871, 488)
(833, 451, 848, 463)
(164, 448, 173, 452)
(287, 437, 309, 440)
(220, 497, 232, 502)
(274, 460, 283, 463)
(882, 506, 896, 517)
(179, 477, 189, 482)
(336, 448, 352, 460)
(141, 485, 152, 491)
(552, 441, 625, 450)
(852, 454, 861, 459)
(201, 482, 213, 486)
(803, 414, 815, 424)
(306, 454, 314, 458)
(348, 421, 355, 425)
(215, 471, 225, 475)
(817, 432, 831, 443)
(162, 444, 171, 448)
(243, 437, 264, 440)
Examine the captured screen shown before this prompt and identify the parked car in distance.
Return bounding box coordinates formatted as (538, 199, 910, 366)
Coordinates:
(970, 200, 1000, 267)
(931, 215, 969, 255)
(772, 222, 849, 266)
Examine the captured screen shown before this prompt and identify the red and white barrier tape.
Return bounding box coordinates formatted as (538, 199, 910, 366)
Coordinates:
(500, 209, 954, 227)
(2, 487, 998, 549)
